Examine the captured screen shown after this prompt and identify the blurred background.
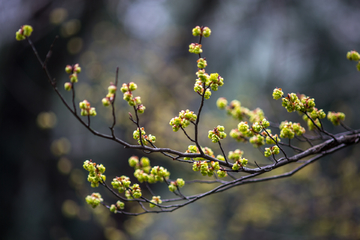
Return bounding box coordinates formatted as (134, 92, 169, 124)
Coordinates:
(1, 0, 360, 239)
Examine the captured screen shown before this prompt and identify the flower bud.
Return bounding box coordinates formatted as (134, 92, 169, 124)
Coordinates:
(192, 26, 201, 36)
(65, 65, 73, 74)
(70, 73, 78, 83)
(108, 85, 117, 94)
(73, 63, 81, 73)
(64, 82, 72, 91)
(347, 50, 360, 61)
(102, 97, 111, 106)
(89, 107, 97, 116)
(202, 27, 211, 37)
(128, 82, 137, 91)
(197, 58, 207, 69)
(137, 104, 146, 114)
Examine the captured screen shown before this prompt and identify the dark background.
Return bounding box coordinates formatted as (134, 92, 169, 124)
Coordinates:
(1, 0, 360, 240)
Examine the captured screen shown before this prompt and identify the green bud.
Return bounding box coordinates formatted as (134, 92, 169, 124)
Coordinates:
(64, 82, 72, 91)
(110, 204, 117, 213)
(192, 26, 202, 36)
(137, 104, 146, 114)
(176, 178, 185, 188)
(116, 201, 125, 210)
(65, 65, 73, 74)
(272, 88, 284, 100)
(216, 97, 228, 109)
(128, 82, 137, 91)
(347, 50, 360, 61)
(102, 97, 110, 106)
(202, 27, 211, 37)
(197, 58, 207, 69)
(73, 63, 81, 73)
(89, 107, 97, 116)
(22, 25, 33, 37)
(70, 73, 78, 83)
(108, 85, 117, 94)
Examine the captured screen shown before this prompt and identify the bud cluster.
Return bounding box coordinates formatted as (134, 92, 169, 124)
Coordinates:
(220, 99, 265, 123)
(192, 26, 211, 38)
(272, 87, 284, 100)
(64, 64, 82, 91)
(168, 178, 185, 192)
(79, 100, 97, 116)
(83, 160, 106, 187)
(169, 109, 197, 132)
(280, 92, 316, 113)
(279, 121, 306, 139)
(189, 43, 203, 54)
(264, 146, 280, 157)
(133, 127, 156, 145)
(327, 111, 345, 126)
(110, 200, 125, 213)
(184, 145, 215, 160)
(232, 158, 248, 171)
(208, 125, 227, 143)
(85, 193, 103, 208)
(192, 160, 220, 176)
(347, 50, 360, 71)
(149, 196, 162, 208)
(111, 175, 131, 193)
(15, 25, 33, 41)
(125, 184, 142, 199)
(194, 71, 224, 99)
(120, 82, 146, 113)
(102, 83, 117, 107)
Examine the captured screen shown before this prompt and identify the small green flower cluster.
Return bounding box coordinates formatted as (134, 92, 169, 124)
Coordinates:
(216, 97, 228, 109)
(234, 119, 271, 147)
(111, 175, 131, 193)
(125, 184, 142, 199)
(129, 156, 151, 173)
(228, 149, 248, 170)
(192, 26, 211, 38)
(208, 125, 227, 143)
(85, 193, 103, 208)
(102, 83, 117, 106)
(264, 146, 280, 157)
(189, 43, 203, 54)
(347, 50, 360, 71)
(120, 82, 146, 113)
(83, 160, 106, 187)
(64, 64, 81, 91)
(219, 99, 265, 123)
(194, 71, 224, 99)
(149, 166, 171, 182)
(79, 100, 97, 116)
(279, 92, 316, 113)
(184, 145, 214, 160)
(15, 25, 33, 41)
(169, 109, 197, 132)
(272, 87, 284, 100)
(279, 121, 306, 139)
(65, 64, 82, 86)
(133, 127, 156, 145)
(168, 178, 185, 192)
(301, 108, 326, 130)
(129, 156, 171, 184)
(149, 196, 162, 208)
(110, 201, 125, 213)
(192, 160, 222, 177)
(327, 111, 345, 126)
